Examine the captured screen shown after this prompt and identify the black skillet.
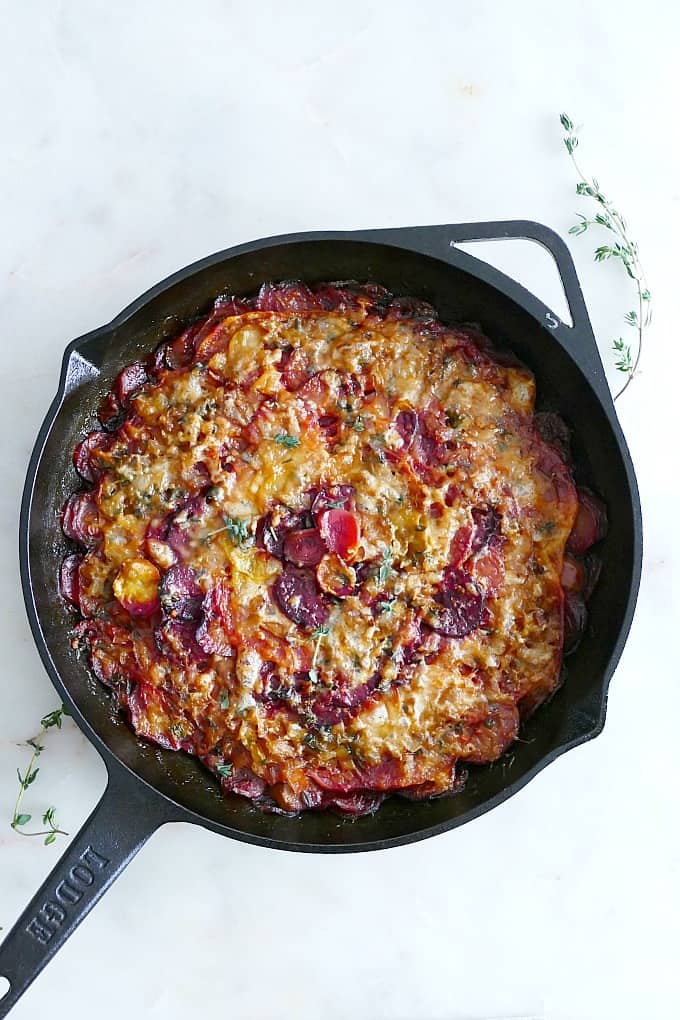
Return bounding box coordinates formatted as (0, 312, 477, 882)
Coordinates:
(0, 220, 642, 1015)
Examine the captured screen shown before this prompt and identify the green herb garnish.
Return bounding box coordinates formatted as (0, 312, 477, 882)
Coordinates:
(559, 113, 650, 399)
(216, 762, 233, 778)
(201, 515, 252, 547)
(11, 706, 69, 846)
(377, 547, 392, 586)
(275, 433, 300, 449)
(309, 625, 330, 684)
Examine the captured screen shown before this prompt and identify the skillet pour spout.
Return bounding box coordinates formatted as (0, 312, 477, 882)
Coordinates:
(1, 220, 641, 1017)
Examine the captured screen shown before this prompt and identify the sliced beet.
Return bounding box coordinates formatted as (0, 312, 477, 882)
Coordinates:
(470, 506, 501, 554)
(73, 430, 114, 483)
(62, 492, 101, 547)
(255, 281, 320, 313)
(430, 569, 485, 639)
(279, 347, 309, 391)
(384, 296, 437, 321)
(59, 553, 83, 606)
(560, 555, 585, 593)
(213, 294, 251, 316)
(313, 283, 361, 312)
(273, 565, 329, 630)
(395, 409, 417, 447)
(159, 565, 203, 620)
(219, 766, 267, 800)
(165, 322, 203, 370)
(471, 541, 505, 597)
(448, 525, 474, 568)
(165, 496, 208, 558)
(353, 560, 376, 586)
(318, 509, 360, 559)
(147, 341, 170, 378)
(568, 489, 608, 555)
(534, 411, 572, 464)
(115, 362, 148, 407)
(310, 484, 355, 516)
(564, 591, 587, 654)
(196, 581, 233, 657)
(283, 528, 326, 567)
(98, 391, 126, 432)
(310, 676, 380, 727)
(582, 553, 602, 601)
(256, 509, 309, 559)
(155, 619, 206, 664)
(323, 790, 386, 816)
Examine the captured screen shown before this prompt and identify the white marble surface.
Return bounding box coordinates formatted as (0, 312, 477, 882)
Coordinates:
(1, 2, 679, 1018)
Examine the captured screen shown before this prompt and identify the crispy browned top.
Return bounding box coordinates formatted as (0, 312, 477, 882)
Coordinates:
(62, 282, 579, 816)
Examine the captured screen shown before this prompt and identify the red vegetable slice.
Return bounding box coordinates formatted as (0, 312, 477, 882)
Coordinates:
(159, 565, 203, 620)
(115, 363, 148, 406)
(165, 497, 208, 558)
(62, 492, 102, 547)
(322, 791, 386, 816)
(127, 684, 184, 752)
(470, 506, 501, 554)
(318, 508, 360, 560)
(568, 489, 608, 555)
(196, 581, 234, 656)
(165, 322, 204, 370)
(213, 294, 251, 316)
(430, 569, 485, 639)
(219, 766, 267, 800)
(471, 541, 505, 597)
(273, 565, 328, 630)
(255, 281, 320, 313)
(59, 553, 83, 606)
(313, 284, 361, 312)
(98, 391, 126, 432)
(534, 411, 572, 464)
(560, 555, 585, 593)
(256, 510, 309, 560)
(73, 430, 114, 483)
(155, 619, 205, 664)
(384, 296, 437, 321)
(279, 348, 309, 391)
(564, 591, 587, 654)
(310, 484, 355, 517)
(283, 528, 326, 567)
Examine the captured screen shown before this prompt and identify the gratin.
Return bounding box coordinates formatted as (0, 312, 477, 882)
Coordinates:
(60, 282, 606, 815)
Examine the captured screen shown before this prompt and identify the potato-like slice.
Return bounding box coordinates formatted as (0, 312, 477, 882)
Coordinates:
(113, 558, 161, 616)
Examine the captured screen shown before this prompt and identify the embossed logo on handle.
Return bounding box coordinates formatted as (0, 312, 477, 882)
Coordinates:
(25, 846, 110, 945)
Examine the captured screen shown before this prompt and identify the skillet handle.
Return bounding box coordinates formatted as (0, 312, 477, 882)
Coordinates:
(443, 220, 612, 405)
(0, 765, 176, 1017)
(444, 219, 593, 339)
(365, 218, 611, 407)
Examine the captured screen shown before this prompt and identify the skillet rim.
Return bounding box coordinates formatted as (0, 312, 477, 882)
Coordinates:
(19, 222, 643, 853)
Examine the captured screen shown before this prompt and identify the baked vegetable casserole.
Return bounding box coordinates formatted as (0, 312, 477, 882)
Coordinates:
(60, 281, 606, 816)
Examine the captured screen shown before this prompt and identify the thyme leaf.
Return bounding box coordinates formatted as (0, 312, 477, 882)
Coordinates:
(274, 433, 300, 449)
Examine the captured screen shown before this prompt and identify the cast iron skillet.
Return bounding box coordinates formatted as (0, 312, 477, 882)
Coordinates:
(1, 220, 641, 1015)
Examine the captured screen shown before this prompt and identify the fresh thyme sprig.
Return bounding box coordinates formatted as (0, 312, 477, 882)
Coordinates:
(377, 547, 393, 586)
(11, 706, 69, 845)
(201, 514, 252, 546)
(559, 113, 651, 399)
(309, 625, 330, 684)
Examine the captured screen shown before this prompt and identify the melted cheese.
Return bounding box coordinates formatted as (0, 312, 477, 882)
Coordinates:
(73, 292, 577, 813)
